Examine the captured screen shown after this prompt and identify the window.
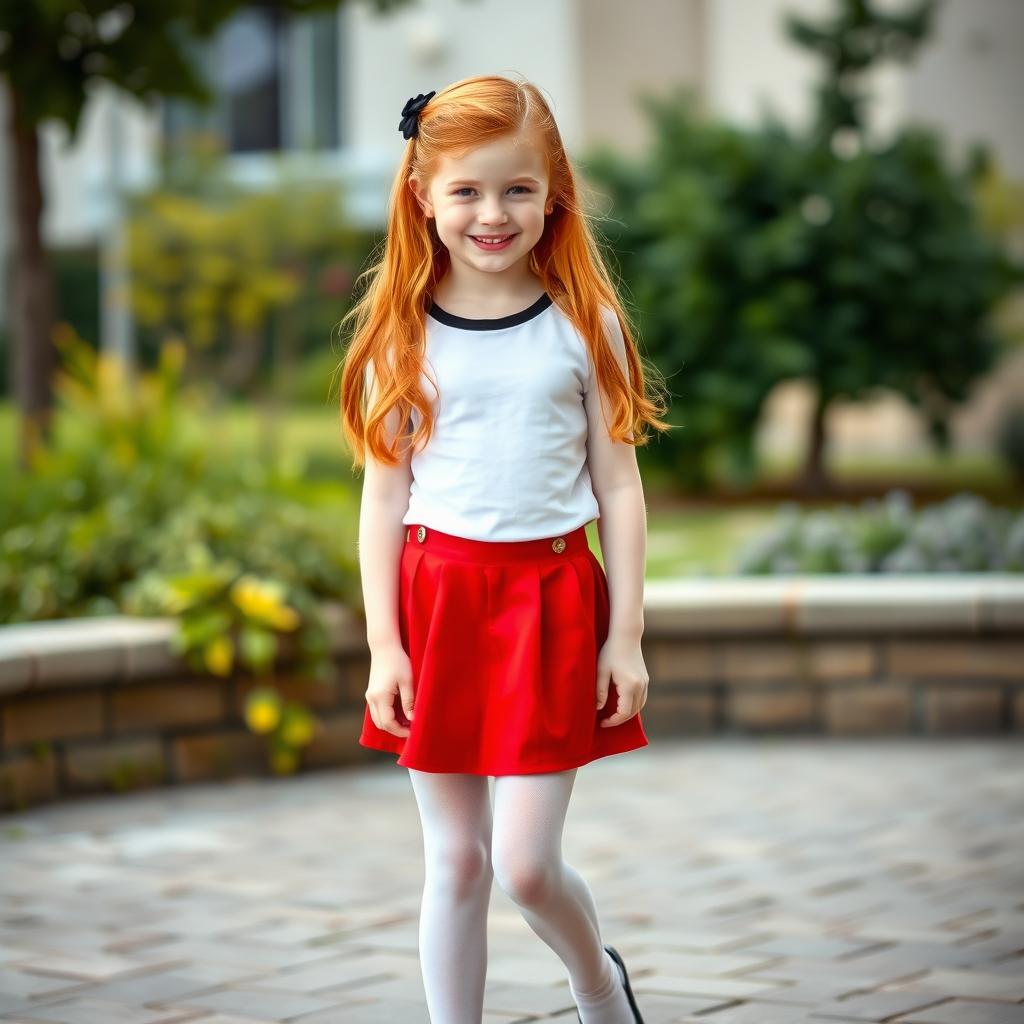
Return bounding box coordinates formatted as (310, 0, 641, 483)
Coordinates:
(219, 8, 284, 152)
(161, 5, 342, 155)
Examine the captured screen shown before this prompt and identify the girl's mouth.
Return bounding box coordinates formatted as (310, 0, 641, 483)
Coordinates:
(470, 234, 517, 251)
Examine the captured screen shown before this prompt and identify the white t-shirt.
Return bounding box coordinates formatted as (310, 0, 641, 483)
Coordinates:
(367, 292, 627, 542)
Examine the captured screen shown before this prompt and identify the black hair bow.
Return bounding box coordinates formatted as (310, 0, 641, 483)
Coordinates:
(399, 90, 436, 140)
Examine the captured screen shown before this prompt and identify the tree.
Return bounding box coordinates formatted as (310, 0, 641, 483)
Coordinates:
(0, 0, 409, 470)
(587, 0, 1022, 495)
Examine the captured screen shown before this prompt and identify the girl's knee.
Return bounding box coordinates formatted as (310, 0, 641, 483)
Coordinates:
(491, 852, 558, 907)
(427, 839, 492, 898)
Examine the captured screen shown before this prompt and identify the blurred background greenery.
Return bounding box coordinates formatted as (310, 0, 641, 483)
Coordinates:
(2, 0, 1023, 766)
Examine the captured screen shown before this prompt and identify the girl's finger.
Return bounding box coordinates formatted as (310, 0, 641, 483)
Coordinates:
(378, 702, 410, 738)
(401, 684, 416, 721)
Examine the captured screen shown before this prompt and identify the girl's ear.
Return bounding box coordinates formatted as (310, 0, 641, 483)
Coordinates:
(409, 178, 434, 219)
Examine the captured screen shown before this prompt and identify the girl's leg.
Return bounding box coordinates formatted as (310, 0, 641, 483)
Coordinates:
(407, 768, 493, 1024)
(491, 769, 633, 1024)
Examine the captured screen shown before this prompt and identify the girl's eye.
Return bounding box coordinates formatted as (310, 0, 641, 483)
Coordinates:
(453, 185, 531, 197)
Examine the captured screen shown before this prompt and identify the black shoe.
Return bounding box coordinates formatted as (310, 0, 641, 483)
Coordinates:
(605, 944, 645, 1024)
(574, 945, 645, 1024)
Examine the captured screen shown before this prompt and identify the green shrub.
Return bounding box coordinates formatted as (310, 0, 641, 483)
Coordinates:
(282, 345, 346, 408)
(584, 0, 1023, 493)
(0, 327, 360, 772)
(734, 489, 1024, 574)
(123, 159, 374, 399)
(995, 402, 1024, 486)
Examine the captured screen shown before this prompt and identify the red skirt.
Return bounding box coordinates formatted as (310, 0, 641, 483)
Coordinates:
(358, 522, 649, 775)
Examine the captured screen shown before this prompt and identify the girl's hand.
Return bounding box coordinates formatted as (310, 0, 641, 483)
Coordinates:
(365, 642, 416, 738)
(596, 635, 649, 727)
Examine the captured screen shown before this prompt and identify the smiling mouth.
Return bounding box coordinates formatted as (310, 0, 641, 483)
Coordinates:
(470, 234, 517, 244)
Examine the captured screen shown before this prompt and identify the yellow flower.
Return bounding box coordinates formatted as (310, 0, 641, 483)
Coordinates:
(245, 688, 282, 733)
(230, 576, 301, 631)
(204, 635, 234, 676)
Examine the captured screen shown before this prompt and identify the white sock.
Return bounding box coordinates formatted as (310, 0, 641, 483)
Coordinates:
(570, 947, 634, 1024)
(491, 771, 634, 1024)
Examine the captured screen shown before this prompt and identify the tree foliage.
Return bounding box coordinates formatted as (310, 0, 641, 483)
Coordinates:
(585, 0, 1022, 492)
(0, 0, 410, 135)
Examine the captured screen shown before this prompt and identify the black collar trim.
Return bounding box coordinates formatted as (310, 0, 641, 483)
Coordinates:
(428, 292, 553, 331)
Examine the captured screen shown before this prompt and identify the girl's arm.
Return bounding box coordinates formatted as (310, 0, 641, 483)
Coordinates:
(358, 369, 413, 654)
(585, 314, 646, 643)
(584, 312, 649, 725)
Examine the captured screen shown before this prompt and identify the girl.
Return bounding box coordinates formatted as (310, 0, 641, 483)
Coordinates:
(339, 74, 670, 1024)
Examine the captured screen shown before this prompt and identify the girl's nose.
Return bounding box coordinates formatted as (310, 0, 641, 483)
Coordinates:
(479, 201, 508, 224)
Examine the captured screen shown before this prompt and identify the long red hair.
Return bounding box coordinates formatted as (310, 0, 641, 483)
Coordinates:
(338, 74, 671, 470)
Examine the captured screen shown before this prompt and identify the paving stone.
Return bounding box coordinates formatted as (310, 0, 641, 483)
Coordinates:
(484, 951, 581, 987)
(475, 978, 580, 1016)
(897, 1000, 1024, 1023)
(0, 967, 83, 1001)
(158, 985, 340, 1019)
(630, 927, 770, 953)
(947, 933, 1024, 962)
(0, 998, 190, 1023)
(10, 946, 186, 987)
(738, 935, 879, 960)
(574, 989, 722, 1022)
(682, 1004, 837, 1023)
(634, 972, 793, 998)
(153, 1017, 273, 1024)
(634, 948, 781, 976)
(247, 952, 418, 994)
(980, 954, 1024, 975)
(831, 940, 1010, 976)
(288, 994, 431, 1023)
(299, 971, 426, 1004)
(884, 967, 1024, 999)
(50, 965, 267, 1007)
(726, 968, 897, 1002)
(808, 988, 952, 1020)
(1, 738, 1022, 1023)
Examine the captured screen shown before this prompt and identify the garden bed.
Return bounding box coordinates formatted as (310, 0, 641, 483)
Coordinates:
(1, 575, 1022, 812)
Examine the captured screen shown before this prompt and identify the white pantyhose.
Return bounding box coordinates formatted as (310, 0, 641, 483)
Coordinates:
(407, 767, 633, 1024)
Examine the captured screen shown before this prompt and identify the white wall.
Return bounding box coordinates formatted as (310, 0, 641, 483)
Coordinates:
(707, 0, 1024, 173)
(39, 84, 159, 247)
(903, 0, 1024, 176)
(707, 0, 833, 133)
(342, 0, 580, 164)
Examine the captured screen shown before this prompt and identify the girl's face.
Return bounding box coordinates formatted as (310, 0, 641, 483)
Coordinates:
(411, 131, 554, 279)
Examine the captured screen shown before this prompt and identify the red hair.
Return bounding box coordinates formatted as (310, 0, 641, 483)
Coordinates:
(338, 73, 671, 470)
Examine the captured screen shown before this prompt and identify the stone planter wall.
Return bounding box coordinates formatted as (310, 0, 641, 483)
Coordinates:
(1, 575, 1022, 812)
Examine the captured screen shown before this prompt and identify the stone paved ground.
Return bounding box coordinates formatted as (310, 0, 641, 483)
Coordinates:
(0, 737, 1023, 1024)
